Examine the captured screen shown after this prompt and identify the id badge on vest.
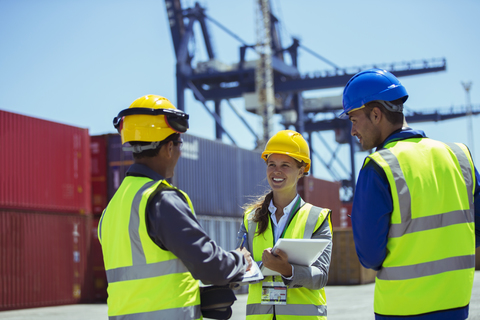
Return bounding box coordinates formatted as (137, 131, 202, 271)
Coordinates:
(261, 281, 287, 305)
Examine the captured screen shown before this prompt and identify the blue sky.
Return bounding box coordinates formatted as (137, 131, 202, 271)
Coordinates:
(1, 0, 479, 182)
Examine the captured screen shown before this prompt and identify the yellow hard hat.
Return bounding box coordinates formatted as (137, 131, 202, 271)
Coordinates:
(113, 94, 189, 144)
(261, 130, 311, 173)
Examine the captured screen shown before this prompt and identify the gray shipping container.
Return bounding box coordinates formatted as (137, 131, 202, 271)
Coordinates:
(197, 215, 242, 251)
(173, 134, 269, 217)
(197, 215, 249, 294)
(98, 133, 269, 217)
(106, 134, 134, 200)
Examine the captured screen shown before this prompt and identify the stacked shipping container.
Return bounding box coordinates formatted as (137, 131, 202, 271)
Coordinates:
(0, 211, 93, 309)
(0, 111, 91, 214)
(0, 110, 92, 311)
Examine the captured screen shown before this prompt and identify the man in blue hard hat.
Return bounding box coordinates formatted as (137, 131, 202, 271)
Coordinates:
(340, 69, 480, 320)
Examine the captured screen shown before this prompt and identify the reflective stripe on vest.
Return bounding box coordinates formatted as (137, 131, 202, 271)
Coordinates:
(99, 177, 201, 320)
(108, 307, 200, 320)
(366, 139, 475, 316)
(380, 143, 475, 240)
(244, 203, 330, 320)
(247, 304, 327, 318)
(106, 259, 189, 283)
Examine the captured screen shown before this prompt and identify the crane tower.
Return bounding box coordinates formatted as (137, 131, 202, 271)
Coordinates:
(162, 0, 480, 201)
(255, 0, 275, 147)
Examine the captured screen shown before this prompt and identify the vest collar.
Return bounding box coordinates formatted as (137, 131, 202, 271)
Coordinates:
(126, 163, 165, 181)
(376, 127, 427, 151)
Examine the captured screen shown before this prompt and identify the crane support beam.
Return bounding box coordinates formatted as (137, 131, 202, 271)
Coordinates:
(165, 0, 185, 55)
(275, 64, 447, 94)
(406, 110, 480, 123)
(187, 59, 446, 101)
(304, 107, 480, 133)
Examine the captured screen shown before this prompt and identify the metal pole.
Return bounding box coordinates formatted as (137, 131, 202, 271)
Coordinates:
(255, 0, 275, 148)
(461, 81, 475, 159)
(349, 123, 356, 197)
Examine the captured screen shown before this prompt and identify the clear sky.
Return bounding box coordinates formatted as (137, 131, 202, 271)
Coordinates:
(1, 0, 479, 183)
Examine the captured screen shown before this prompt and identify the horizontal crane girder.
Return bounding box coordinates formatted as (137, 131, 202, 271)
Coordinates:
(189, 59, 446, 101)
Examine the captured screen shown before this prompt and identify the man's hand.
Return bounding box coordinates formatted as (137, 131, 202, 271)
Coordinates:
(237, 247, 252, 271)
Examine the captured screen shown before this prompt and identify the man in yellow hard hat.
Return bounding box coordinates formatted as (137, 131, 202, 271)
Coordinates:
(98, 94, 252, 320)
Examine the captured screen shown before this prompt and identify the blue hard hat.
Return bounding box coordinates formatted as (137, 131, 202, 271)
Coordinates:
(339, 69, 408, 119)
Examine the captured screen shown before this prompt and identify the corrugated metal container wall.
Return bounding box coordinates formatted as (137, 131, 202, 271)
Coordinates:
(0, 110, 91, 214)
(176, 135, 270, 216)
(197, 215, 248, 294)
(175, 135, 240, 216)
(0, 211, 93, 311)
(297, 176, 341, 226)
(237, 147, 269, 211)
(105, 134, 133, 200)
(88, 216, 108, 301)
(90, 136, 108, 215)
(197, 215, 242, 251)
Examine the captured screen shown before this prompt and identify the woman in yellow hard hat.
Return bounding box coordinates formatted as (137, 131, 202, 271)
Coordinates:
(237, 129, 333, 320)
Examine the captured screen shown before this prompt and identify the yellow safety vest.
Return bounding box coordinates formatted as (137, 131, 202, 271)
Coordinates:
(366, 138, 476, 317)
(244, 202, 331, 320)
(98, 176, 201, 320)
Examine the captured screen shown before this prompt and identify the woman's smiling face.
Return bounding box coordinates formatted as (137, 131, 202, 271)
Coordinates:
(266, 153, 304, 195)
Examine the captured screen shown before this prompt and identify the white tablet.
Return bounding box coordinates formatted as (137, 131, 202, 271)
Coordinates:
(261, 238, 331, 276)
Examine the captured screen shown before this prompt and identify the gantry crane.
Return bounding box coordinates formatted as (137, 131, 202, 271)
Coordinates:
(164, 0, 478, 201)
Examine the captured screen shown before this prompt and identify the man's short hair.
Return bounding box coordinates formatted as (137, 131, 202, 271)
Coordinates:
(131, 133, 180, 159)
(364, 98, 404, 125)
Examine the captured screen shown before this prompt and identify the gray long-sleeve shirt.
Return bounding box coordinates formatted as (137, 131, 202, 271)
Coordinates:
(236, 200, 332, 290)
(126, 163, 247, 286)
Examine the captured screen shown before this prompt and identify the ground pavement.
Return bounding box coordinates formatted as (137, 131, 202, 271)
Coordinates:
(1, 271, 479, 320)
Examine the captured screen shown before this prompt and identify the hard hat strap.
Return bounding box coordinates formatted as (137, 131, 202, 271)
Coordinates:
(377, 100, 403, 113)
(122, 141, 161, 153)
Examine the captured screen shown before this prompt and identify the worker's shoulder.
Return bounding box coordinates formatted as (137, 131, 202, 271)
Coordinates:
(150, 183, 189, 206)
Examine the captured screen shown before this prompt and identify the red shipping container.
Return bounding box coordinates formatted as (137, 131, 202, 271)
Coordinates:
(90, 136, 108, 215)
(0, 210, 93, 310)
(0, 110, 91, 214)
(88, 216, 107, 301)
(297, 176, 342, 227)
